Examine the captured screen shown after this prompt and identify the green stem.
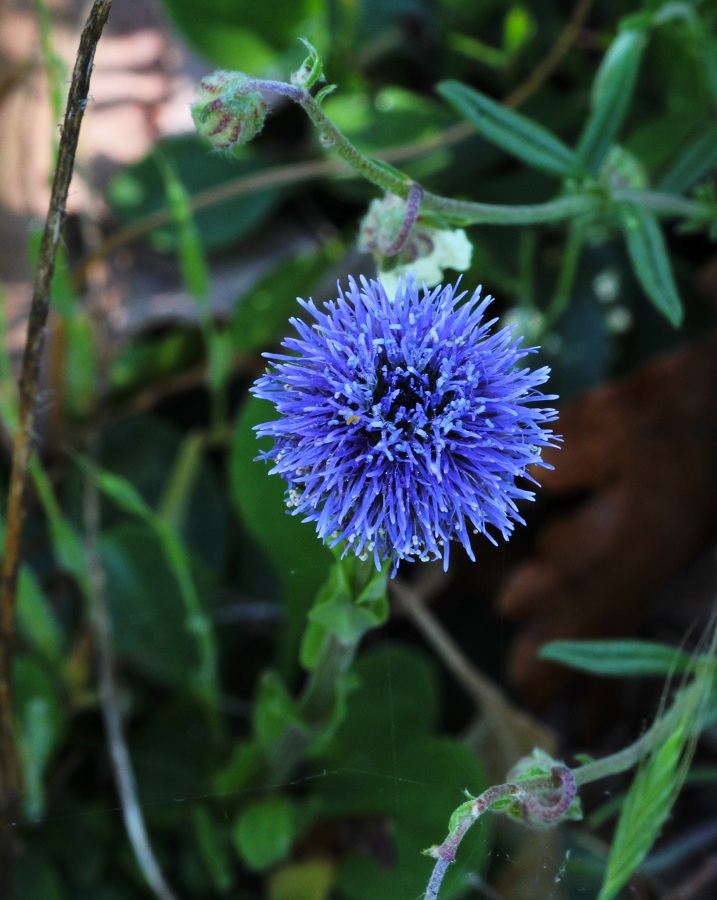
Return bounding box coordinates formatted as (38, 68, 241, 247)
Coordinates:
(426, 680, 704, 900)
(240, 80, 704, 231)
(542, 222, 586, 330)
(263, 554, 390, 785)
(242, 79, 603, 227)
(612, 189, 699, 219)
(265, 633, 358, 785)
(572, 684, 694, 788)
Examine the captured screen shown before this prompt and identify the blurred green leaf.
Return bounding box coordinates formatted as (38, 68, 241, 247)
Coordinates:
(230, 241, 343, 355)
(233, 794, 297, 871)
(131, 699, 212, 815)
(91, 458, 220, 708)
(230, 396, 332, 675)
(194, 808, 233, 892)
(96, 417, 227, 572)
(101, 523, 202, 685)
(269, 858, 335, 900)
(324, 86, 454, 150)
(107, 135, 286, 253)
(598, 656, 715, 900)
(658, 121, 717, 193)
(109, 331, 203, 397)
(12, 847, 65, 900)
(213, 742, 265, 795)
(14, 655, 65, 821)
(437, 80, 576, 177)
(157, 151, 210, 302)
(539, 640, 693, 677)
(576, 27, 649, 174)
(326, 645, 439, 755)
(62, 311, 98, 418)
(17, 566, 62, 663)
(618, 204, 683, 326)
(161, 0, 324, 70)
(702, 36, 717, 109)
(254, 671, 307, 754)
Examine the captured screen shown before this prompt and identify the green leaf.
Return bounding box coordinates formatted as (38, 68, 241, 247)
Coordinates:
(253, 671, 307, 754)
(230, 241, 343, 356)
(308, 593, 384, 645)
(618, 204, 683, 326)
(233, 795, 297, 871)
(17, 566, 63, 663)
(658, 121, 717, 193)
(326, 645, 438, 759)
(92, 465, 153, 519)
(539, 640, 693, 677)
(269, 858, 335, 900)
(330, 736, 486, 899)
(213, 741, 264, 795)
(101, 524, 202, 686)
(576, 27, 649, 174)
(598, 618, 717, 900)
(161, 0, 322, 70)
(305, 556, 389, 650)
(14, 655, 65, 821)
(437, 80, 576, 177)
(230, 396, 332, 676)
(156, 151, 209, 302)
(194, 808, 234, 892)
(107, 135, 286, 253)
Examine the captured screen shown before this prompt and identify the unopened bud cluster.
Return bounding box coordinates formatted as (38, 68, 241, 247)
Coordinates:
(359, 193, 472, 294)
(191, 71, 267, 152)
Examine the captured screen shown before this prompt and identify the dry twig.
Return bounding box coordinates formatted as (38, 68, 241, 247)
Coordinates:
(0, 1, 113, 890)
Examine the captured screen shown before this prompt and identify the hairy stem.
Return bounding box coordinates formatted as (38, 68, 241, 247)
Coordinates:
(265, 633, 357, 785)
(0, 0, 112, 887)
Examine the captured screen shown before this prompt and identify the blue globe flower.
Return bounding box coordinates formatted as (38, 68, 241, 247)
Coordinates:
(252, 276, 558, 571)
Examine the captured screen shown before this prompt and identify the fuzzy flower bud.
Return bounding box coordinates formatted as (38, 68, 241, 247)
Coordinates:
(358, 193, 473, 295)
(191, 71, 267, 152)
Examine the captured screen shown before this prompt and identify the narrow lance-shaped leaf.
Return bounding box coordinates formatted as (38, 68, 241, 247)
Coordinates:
(437, 80, 577, 177)
(539, 640, 693, 677)
(575, 27, 648, 174)
(597, 616, 717, 900)
(619, 204, 683, 327)
(658, 121, 717, 194)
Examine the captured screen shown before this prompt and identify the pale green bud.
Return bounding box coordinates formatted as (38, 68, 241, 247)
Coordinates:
(191, 71, 267, 152)
(358, 193, 473, 296)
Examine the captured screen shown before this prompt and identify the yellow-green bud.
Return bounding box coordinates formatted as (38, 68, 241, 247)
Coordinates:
(191, 71, 267, 152)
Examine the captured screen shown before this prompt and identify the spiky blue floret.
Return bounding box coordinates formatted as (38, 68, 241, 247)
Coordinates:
(251, 276, 558, 571)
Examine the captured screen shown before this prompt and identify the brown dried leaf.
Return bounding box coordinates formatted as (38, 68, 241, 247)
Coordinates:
(498, 331, 717, 707)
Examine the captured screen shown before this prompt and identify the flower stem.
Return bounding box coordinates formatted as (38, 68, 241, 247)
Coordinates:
(240, 80, 703, 231)
(241, 78, 606, 226)
(542, 221, 587, 331)
(425, 680, 704, 900)
(264, 555, 390, 785)
(265, 633, 357, 785)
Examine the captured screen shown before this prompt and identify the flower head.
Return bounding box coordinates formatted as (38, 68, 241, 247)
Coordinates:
(252, 277, 558, 571)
